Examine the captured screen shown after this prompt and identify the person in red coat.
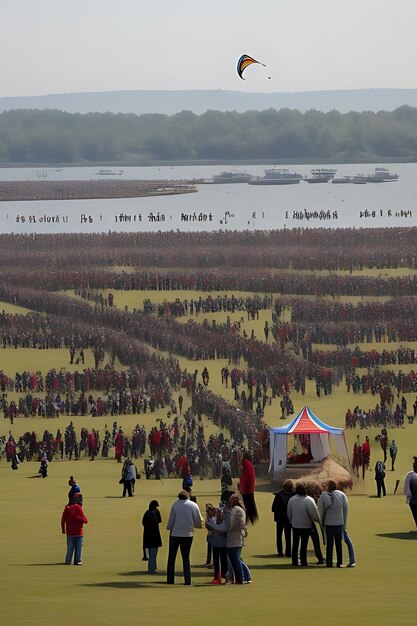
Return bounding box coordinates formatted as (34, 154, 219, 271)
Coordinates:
(61, 493, 88, 565)
(239, 453, 259, 524)
(87, 430, 96, 461)
(114, 430, 124, 463)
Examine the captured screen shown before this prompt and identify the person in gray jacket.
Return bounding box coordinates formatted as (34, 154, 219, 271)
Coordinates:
(225, 493, 247, 584)
(318, 480, 349, 568)
(287, 482, 321, 567)
(166, 490, 203, 585)
(121, 458, 137, 497)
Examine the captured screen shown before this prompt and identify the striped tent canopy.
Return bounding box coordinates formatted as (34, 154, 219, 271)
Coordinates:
(269, 406, 349, 481)
(275, 405, 344, 436)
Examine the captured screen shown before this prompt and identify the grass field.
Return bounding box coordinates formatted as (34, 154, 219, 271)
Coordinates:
(1, 288, 417, 626)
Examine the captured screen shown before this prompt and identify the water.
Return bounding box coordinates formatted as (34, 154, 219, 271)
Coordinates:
(0, 163, 416, 233)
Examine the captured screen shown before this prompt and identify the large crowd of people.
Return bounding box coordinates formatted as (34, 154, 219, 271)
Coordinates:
(1, 228, 417, 486)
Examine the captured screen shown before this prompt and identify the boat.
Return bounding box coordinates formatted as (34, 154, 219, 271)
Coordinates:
(95, 169, 123, 176)
(332, 168, 399, 184)
(304, 168, 337, 183)
(248, 168, 303, 185)
(211, 171, 253, 184)
(366, 167, 399, 182)
(331, 175, 354, 184)
(352, 174, 368, 184)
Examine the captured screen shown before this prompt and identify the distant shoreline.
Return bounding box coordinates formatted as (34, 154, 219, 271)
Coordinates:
(0, 179, 198, 202)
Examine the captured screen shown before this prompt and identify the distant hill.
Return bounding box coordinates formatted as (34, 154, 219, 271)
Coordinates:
(2, 89, 417, 115)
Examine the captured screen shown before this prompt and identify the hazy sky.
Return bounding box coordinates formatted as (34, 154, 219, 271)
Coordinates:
(1, 0, 416, 97)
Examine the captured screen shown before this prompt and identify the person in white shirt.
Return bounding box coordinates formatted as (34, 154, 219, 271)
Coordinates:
(318, 480, 348, 568)
(166, 490, 203, 585)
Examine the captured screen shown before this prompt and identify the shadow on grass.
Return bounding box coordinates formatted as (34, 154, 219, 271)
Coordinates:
(27, 475, 42, 479)
(80, 582, 148, 589)
(248, 563, 325, 571)
(22, 563, 66, 566)
(120, 569, 214, 579)
(376, 532, 417, 540)
(80, 580, 214, 589)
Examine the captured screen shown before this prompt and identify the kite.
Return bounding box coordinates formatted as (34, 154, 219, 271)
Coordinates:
(237, 54, 266, 80)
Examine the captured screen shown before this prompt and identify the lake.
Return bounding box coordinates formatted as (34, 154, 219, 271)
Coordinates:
(0, 163, 416, 233)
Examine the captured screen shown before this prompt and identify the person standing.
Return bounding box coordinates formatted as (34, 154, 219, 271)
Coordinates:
(287, 482, 322, 567)
(142, 500, 162, 574)
(404, 456, 417, 530)
(225, 493, 247, 584)
(166, 490, 203, 585)
(239, 453, 258, 524)
(362, 436, 371, 478)
(61, 493, 88, 566)
(205, 504, 228, 584)
(389, 440, 398, 471)
(121, 458, 136, 497)
(68, 476, 80, 504)
(375, 460, 386, 497)
(379, 430, 388, 464)
(39, 453, 48, 478)
(6, 436, 19, 470)
(271, 479, 294, 557)
(318, 480, 348, 568)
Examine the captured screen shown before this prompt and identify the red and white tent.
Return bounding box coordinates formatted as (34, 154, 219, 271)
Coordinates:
(269, 406, 350, 481)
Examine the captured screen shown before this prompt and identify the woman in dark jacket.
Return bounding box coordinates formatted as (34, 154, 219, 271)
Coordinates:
(271, 479, 294, 557)
(142, 500, 162, 574)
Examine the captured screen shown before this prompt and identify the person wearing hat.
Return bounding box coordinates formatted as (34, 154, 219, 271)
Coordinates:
(68, 476, 80, 504)
(166, 490, 203, 585)
(142, 500, 162, 574)
(61, 493, 88, 565)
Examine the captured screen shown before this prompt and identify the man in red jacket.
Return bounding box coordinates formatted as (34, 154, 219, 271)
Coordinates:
(61, 493, 88, 565)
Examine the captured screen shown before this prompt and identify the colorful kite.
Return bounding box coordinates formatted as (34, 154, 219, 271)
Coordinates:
(237, 54, 266, 80)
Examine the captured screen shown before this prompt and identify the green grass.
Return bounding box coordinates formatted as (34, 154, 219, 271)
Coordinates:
(2, 289, 417, 625)
(1, 459, 416, 626)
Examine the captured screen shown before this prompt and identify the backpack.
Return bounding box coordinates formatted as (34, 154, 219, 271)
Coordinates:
(376, 461, 385, 478)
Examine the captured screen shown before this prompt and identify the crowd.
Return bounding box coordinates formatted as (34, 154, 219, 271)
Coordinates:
(345, 401, 413, 430)
(310, 346, 417, 369)
(3, 227, 417, 275)
(57, 454, 417, 581)
(1, 391, 269, 480)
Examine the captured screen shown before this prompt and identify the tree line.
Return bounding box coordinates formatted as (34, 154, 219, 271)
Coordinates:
(1, 106, 417, 163)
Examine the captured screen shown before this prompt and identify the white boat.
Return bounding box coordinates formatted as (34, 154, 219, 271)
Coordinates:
(211, 171, 253, 183)
(332, 176, 354, 184)
(304, 168, 337, 183)
(352, 174, 367, 184)
(95, 169, 123, 176)
(366, 167, 399, 182)
(248, 168, 302, 185)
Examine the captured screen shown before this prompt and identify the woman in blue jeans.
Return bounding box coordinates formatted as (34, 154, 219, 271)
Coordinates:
(225, 493, 247, 584)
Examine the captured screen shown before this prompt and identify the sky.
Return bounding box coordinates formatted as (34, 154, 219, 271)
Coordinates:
(1, 0, 416, 97)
